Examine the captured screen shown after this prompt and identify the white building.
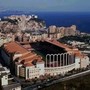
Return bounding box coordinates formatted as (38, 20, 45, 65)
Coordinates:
(0, 64, 21, 90)
(0, 64, 10, 86)
(1, 41, 45, 79)
(1, 40, 89, 80)
(44, 40, 90, 76)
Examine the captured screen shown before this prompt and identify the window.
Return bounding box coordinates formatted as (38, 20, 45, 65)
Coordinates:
(11, 88, 15, 90)
(27, 69, 29, 78)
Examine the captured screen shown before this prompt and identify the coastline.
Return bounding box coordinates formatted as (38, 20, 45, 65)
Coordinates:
(0, 11, 90, 33)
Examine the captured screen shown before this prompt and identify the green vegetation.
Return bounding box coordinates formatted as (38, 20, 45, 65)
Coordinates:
(42, 74, 90, 90)
(2, 18, 18, 25)
(58, 35, 90, 44)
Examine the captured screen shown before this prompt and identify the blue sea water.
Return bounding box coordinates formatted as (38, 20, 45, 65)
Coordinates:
(0, 11, 90, 33)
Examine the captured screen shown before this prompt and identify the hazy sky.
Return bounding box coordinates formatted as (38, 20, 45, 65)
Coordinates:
(0, 0, 90, 12)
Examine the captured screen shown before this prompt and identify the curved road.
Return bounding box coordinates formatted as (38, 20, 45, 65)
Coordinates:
(23, 69, 90, 90)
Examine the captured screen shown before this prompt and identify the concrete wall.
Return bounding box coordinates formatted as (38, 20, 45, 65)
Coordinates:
(1, 75, 8, 86)
(81, 56, 89, 68)
(75, 57, 80, 69)
(45, 63, 75, 76)
(36, 62, 45, 75)
(25, 66, 40, 79)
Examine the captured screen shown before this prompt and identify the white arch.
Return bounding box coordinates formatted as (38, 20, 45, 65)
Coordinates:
(54, 54, 58, 67)
(46, 53, 75, 67)
(65, 53, 68, 65)
(51, 54, 55, 67)
(46, 54, 50, 67)
(57, 54, 61, 67)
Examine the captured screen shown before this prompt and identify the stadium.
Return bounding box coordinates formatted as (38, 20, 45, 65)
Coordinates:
(1, 39, 89, 79)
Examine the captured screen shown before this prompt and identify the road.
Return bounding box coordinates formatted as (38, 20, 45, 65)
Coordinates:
(23, 69, 90, 90)
(45, 69, 90, 86)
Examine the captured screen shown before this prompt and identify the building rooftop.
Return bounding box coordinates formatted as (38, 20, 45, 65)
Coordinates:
(45, 39, 85, 59)
(45, 39, 71, 51)
(3, 41, 43, 67)
(4, 41, 28, 54)
(0, 72, 8, 78)
(19, 52, 36, 60)
(0, 65, 10, 74)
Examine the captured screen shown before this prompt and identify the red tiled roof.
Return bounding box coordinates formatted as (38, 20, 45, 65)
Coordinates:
(45, 39, 84, 59)
(24, 56, 42, 64)
(19, 52, 36, 60)
(3, 41, 43, 67)
(45, 39, 71, 51)
(4, 41, 28, 54)
(24, 63, 33, 67)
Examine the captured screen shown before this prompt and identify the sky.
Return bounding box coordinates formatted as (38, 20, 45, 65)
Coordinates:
(0, 0, 90, 12)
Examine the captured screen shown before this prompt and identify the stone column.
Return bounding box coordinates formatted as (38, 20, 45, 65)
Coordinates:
(68, 54, 70, 65)
(46, 54, 48, 67)
(56, 54, 58, 67)
(66, 53, 67, 65)
(63, 53, 64, 66)
(60, 54, 61, 66)
(49, 54, 51, 67)
(53, 54, 55, 67)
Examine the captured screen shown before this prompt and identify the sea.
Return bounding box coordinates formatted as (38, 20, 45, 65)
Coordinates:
(0, 11, 90, 33)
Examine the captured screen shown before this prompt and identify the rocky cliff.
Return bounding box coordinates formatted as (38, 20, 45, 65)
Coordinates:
(0, 15, 46, 33)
